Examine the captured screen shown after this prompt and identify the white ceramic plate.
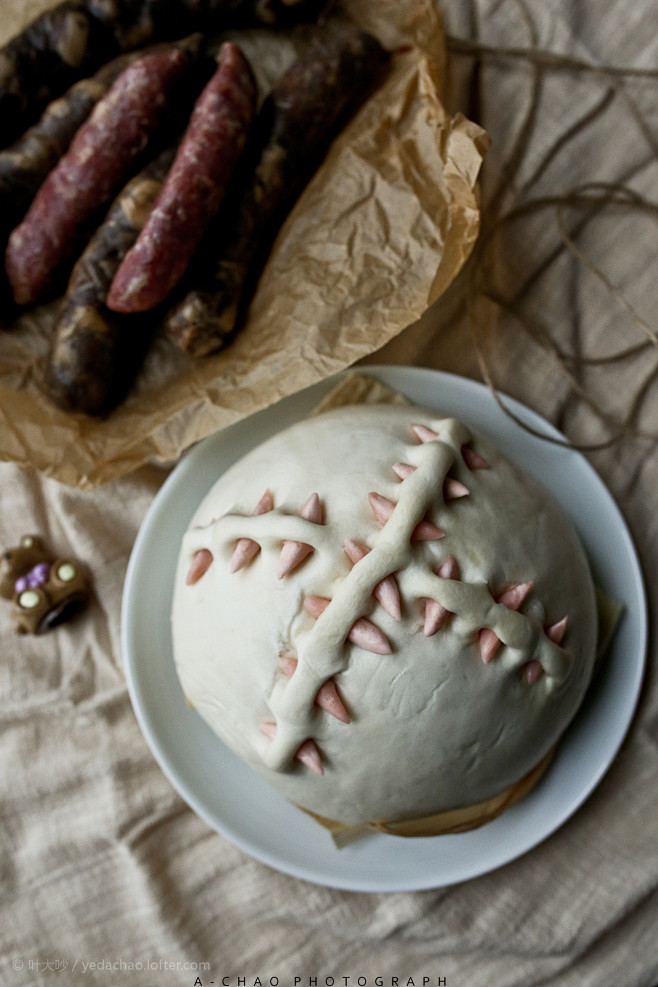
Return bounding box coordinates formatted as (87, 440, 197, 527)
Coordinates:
(121, 367, 647, 892)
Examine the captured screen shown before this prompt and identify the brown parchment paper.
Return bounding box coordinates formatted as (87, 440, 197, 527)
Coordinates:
(0, 0, 488, 489)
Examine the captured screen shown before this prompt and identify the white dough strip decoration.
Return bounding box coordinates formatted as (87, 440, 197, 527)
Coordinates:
(183, 418, 571, 776)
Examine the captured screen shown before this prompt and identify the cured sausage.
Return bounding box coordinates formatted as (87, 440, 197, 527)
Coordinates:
(46, 146, 177, 416)
(5, 48, 191, 307)
(0, 52, 135, 240)
(0, 35, 206, 242)
(164, 22, 389, 357)
(0, 36, 205, 328)
(83, 0, 327, 47)
(107, 41, 256, 314)
(0, 0, 325, 148)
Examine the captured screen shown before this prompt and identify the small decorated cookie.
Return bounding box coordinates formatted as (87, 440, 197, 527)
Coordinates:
(1, 534, 89, 634)
(171, 405, 598, 835)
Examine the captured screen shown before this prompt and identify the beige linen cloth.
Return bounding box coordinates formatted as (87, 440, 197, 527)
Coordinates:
(1, 0, 657, 985)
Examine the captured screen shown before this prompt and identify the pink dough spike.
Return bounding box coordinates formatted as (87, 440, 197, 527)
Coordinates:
(258, 722, 324, 774)
(392, 462, 416, 479)
(424, 555, 460, 636)
(295, 738, 324, 775)
(478, 628, 500, 663)
(278, 656, 350, 723)
(444, 477, 470, 500)
(424, 598, 448, 637)
(230, 538, 260, 573)
(438, 555, 459, 580)
(343, 539, 401, 620)
(479, 581, 535, 662)
(277, 492, 323, 578)
(186, 548, 213, 585)
(375, 575, 402, 620)
(343, 538, 367, 564)
(498, 581, 534, 610)
(348, 617, 392, 655)
(412, 423, 438, 443)
(303, 594, 330, 619)
(230, 489, 274, 573)
(316, 679, 351, 723)
(254, 489, 274, 514)
(277, 655, 298, 678)
(412, 519, 445, 542)
(546, 615, 568, 644)
(523, 660, 544, 684)
(393, 463, 469, 500)
(369, 491, 395, 524)
(277, 541, 313, 578)
(369, 491, 443, 542)
(301, 491, 322, 523)
(462, 444, 489, 470)
(304, 595, 390, 654)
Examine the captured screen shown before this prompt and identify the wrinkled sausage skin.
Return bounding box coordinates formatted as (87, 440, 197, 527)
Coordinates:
(5, 49, 190, 307)
(107, 41, 256, 314)
(164, 23, 389, 357)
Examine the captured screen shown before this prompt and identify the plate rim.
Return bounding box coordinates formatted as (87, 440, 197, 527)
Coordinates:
(121, 365, 648, 891)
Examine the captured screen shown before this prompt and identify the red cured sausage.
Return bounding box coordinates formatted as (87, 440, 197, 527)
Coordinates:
(107, 42, 256, 314)
(0, 52, 138, 241)
(164, 23, 389, 356)
(4, 48, 189, 307)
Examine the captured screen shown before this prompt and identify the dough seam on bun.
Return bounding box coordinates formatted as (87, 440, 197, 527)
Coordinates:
(180, 415, 574, 782)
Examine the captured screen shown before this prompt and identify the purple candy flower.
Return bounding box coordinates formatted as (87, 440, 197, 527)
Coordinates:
(14, 561, 50, 594)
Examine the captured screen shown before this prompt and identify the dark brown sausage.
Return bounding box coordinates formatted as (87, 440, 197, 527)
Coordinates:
(5, 49, 191, 307)
(0, 2, 114, 148)
(46, 146, 177, 416)
(84, 0, 328, 48)
(107, 42, 256, 314)
(164, 23, 389, 357)
(0, 0, 326, 148)
(243, 0, 329, 27)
